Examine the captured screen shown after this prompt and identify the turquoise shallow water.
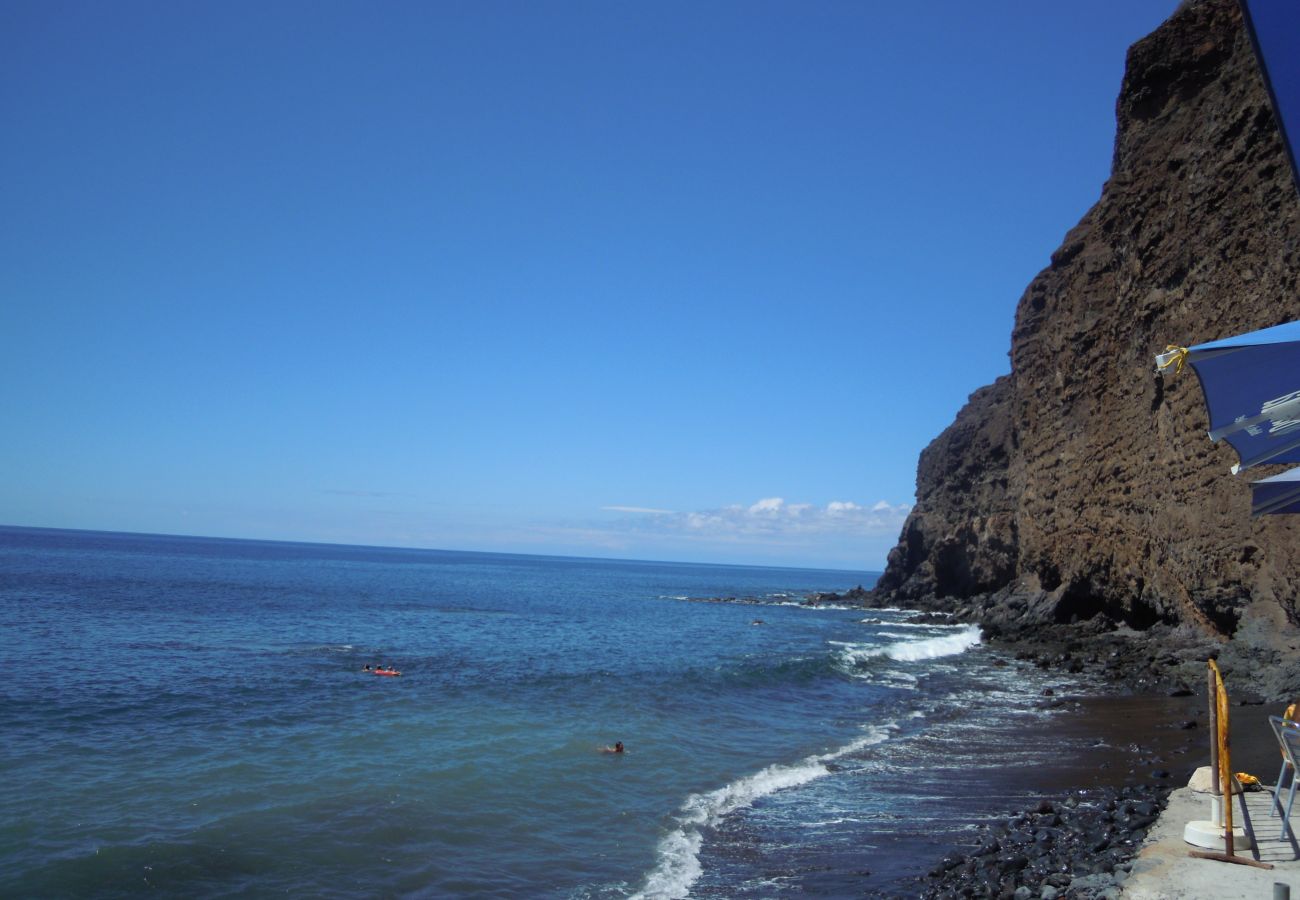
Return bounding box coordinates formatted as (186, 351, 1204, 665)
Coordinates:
(1, 525, 1091, 898)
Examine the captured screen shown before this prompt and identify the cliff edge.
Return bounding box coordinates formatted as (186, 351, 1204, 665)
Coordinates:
(871, 0, 1300, 697)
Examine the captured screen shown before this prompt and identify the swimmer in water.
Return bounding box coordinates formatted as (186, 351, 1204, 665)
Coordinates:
(601, 741, 624, 754)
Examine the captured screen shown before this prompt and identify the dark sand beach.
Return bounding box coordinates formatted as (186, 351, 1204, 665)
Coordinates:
(906, 659, 1294, 898)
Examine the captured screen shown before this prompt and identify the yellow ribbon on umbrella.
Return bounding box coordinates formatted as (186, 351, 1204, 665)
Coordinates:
(1156, 345, 1190, 375)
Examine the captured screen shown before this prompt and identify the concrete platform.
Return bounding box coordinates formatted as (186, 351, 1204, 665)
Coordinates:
(1123, 785, 1300, 898)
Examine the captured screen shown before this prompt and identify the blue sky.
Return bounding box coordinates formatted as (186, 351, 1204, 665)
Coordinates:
(2, 0, 1175, 570)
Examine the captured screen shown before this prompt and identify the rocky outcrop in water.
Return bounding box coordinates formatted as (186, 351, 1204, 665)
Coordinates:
(870, 0, 1300, 698)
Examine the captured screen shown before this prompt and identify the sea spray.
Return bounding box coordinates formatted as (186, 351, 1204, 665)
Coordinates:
(631, 726, 895, 900)
(834, 624, 982, 669)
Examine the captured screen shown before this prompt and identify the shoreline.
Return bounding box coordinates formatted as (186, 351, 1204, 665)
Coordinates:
(891, 621, 1295, 897)
(663, 594, 1204, 896)
(900, 683, 1298, 898)
(902, 679, 1206, 899)
(703, 590, 1223, 895)
(724, 587, 1295, 896)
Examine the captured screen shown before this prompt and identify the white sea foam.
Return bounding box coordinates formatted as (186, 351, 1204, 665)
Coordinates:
(804, 816, 871, 828)
(631, 726, 893, 900)
(767, 600, 858, 610)
(880, 670, 919, 684)
(835, 624, 982, 669)
(660, 594, 856, 610)
(857, 618, 962, 629)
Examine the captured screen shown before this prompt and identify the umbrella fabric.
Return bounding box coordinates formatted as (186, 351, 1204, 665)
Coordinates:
(1251, 466, 1300, 516)
(1161, 320, 1300, 474)
(1240, 0, 1300, 196)
(1157, 3, 1300, 509)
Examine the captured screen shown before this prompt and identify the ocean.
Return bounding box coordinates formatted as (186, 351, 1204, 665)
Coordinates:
(0, 526, 1153, 898)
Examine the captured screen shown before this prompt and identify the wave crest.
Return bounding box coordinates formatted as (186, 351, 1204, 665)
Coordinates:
(836, 624, 982, 669)
(631, 727, 893, 900)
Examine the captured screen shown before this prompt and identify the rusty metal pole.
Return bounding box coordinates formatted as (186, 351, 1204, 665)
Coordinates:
(1208, 665, 1220, 802)
(1219, 671, 1234, 857)
(1208, 660, 1235, 857)
(1188, 667, 1274, 871)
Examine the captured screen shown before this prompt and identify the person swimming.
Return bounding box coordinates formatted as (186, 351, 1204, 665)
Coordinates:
(601, 741, 624, 754)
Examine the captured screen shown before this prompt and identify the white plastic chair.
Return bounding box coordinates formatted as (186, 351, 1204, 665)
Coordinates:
(1269, 715, 1300, 838)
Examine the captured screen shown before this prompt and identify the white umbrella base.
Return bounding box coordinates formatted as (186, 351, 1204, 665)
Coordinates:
(1183, 793, 1255, 849)
(1184, 819, 1254, 851)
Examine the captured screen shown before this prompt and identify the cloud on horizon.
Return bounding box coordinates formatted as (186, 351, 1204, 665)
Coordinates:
(604, 496, 912, 541)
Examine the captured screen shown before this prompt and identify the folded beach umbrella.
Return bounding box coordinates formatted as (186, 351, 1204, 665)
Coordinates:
(1156, 320, 1300, 475)
(1226, 1, 1300, 518)
(1250, 467, 1300, 516)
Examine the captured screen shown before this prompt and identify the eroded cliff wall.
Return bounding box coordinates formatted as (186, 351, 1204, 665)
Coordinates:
(873, 0, 1300, 677)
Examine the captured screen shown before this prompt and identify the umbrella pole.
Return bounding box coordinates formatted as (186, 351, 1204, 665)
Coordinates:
(1188, 661, 1274, 869)
(1219, 664, 1234, 857)
(1208, 666, 1220, 805)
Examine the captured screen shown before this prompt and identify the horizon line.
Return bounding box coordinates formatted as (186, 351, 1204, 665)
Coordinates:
(0, 522, 883, 578)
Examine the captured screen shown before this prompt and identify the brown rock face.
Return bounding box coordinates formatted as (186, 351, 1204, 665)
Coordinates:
(874, 377, 1017, 604)
(873, 0, 1300, 674)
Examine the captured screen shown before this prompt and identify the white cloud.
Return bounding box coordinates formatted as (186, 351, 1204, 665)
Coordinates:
(395, 495, 916, 569)
(601, 496, 912, 540)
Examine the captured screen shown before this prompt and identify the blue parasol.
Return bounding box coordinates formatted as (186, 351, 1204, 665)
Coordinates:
(1156, 320, 1300, 517)
(1250, 467, 1300, 516)
(1156, 320, 1300, 475)
(1151, 4, 1300, 515)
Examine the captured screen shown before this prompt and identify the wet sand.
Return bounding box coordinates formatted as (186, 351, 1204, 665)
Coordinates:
(870, 685, 1295, 896)
(834, 688, 1208, 896)
(1037, 694, 1292, 792)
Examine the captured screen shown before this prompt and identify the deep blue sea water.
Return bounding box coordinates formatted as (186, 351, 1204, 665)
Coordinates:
(2, 526, 1121, 898)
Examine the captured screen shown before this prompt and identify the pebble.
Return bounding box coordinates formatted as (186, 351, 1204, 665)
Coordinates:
(917, 784, 1169, 899)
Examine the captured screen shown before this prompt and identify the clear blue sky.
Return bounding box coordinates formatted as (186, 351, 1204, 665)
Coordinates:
(2, 0, 1176, 570)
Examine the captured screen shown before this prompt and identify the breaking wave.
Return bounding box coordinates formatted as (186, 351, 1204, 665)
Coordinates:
(834, 624, 982, 671)
(630, 726, 894, 900)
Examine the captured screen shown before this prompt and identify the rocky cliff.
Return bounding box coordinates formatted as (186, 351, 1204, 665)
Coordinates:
(871, 0, 1300, 696)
